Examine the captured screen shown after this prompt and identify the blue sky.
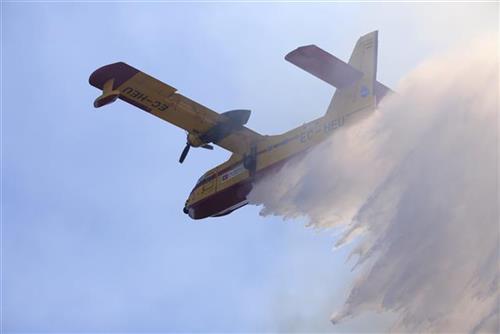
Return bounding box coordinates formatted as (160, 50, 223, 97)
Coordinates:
(2, 2, 497, 332)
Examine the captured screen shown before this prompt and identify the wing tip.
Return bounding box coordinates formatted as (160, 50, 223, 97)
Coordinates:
(89, 62, 139, 90)
(285, 44, 318, 61)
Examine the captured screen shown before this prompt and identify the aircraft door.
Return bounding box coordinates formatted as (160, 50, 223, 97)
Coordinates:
(243, 144, 257, 176)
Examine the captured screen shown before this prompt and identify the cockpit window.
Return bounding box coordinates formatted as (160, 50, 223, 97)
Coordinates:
(196, 173, 213, 186)
(195, 175, 205, 186)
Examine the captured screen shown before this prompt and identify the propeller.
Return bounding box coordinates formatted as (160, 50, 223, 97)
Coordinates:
(178, 139, 214, 164)
(179, 143, 191, 163)
(177, 110, 250, 163)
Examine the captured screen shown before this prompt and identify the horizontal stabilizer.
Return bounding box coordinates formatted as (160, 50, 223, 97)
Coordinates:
(285, 45, 363, 88)
(286, 43, 394, 105)
(374, 81, 394, 103)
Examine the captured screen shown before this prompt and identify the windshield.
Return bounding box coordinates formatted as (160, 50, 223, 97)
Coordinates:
(195, 172, 213, 186)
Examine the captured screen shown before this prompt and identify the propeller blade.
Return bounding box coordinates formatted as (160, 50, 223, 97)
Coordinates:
(201, 144, 214, 150)
(179, 143, 191, 163)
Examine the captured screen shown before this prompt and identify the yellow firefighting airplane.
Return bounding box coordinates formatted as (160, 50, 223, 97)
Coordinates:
(89, 31, 392, 219)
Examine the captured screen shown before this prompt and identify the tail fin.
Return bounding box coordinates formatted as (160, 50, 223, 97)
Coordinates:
(326, 31, 378, 119)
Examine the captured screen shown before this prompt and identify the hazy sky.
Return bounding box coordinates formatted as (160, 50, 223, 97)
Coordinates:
(2, 2, 497, 332)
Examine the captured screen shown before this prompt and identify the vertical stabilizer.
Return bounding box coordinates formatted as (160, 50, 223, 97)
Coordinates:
(327, 31, 378, 119)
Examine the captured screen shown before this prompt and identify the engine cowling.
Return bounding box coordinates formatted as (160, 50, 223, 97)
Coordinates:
(187, 133, 204, 147)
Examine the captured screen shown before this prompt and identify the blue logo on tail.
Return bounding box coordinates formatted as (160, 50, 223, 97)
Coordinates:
(360, 85, 369, 97)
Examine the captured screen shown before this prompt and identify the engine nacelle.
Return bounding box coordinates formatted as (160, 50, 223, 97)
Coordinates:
(187, 133, 204, 147)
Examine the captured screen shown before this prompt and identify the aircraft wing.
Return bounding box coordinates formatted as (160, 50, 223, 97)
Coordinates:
(89, 62, 262, 154)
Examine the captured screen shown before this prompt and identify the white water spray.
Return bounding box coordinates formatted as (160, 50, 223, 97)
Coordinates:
(249, 36, 498, 332)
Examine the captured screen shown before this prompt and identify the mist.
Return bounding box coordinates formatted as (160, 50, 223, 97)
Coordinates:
(248, 36, 498, 332)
